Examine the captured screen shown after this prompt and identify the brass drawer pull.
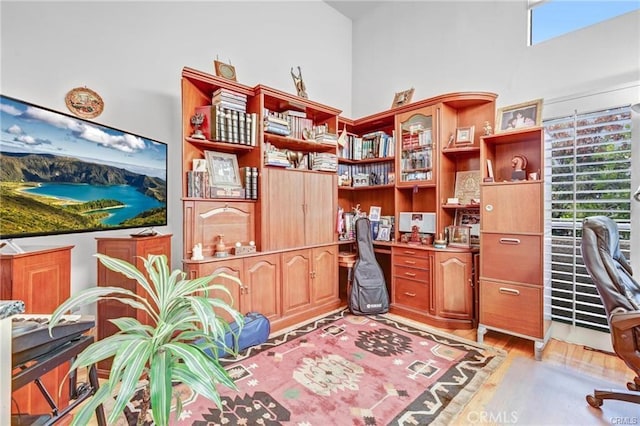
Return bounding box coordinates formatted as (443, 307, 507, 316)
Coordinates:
(499, 238, 521, 245)
(404, 292, 416, 297)
(404, 272, 417, 277)
(404, 260, 417, 265)
(499, 287, 520, 296)
(403, 250, 416, 255)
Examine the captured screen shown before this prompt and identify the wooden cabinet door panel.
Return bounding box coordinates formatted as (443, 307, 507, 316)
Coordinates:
(305, 173, 337, 246)
(312, 245, 338, 304)
(435, 252, 473, 320)
(281, 250, 312, 315)
(195, 259, 245, 322)
(479, 280, 542, 338)
(480, 233, 542, 285)
(265, 169, 305, 250)
(244, 254, 281, 321)
(481, 183, 541, 233)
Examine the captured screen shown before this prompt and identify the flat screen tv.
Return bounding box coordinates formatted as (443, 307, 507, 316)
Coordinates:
(0, 95, 168, 240)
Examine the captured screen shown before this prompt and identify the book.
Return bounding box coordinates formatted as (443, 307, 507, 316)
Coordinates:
(194, 105, 227, 140)
(212, 88, 247, 102)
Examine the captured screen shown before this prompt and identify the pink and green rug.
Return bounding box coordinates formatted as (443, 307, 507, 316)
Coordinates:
(126, 309, 505, 425)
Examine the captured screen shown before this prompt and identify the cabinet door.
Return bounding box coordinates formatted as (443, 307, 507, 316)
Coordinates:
(265, 168, 305, 250)
(435, 252, 473, 320)
(396, 107, 435, 186)
(305, 173, 337, 245)
(194, 259, 245, 323)
(244, 254, 281, 322)
(481, 183, 541, 233)
(312, 245, 338, 304)
(281, 249, 312, 315)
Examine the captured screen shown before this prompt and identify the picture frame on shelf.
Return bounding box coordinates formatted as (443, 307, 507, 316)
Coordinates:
(204, 151, 242, 188)
(446, 225, 471, 248)
(496, 99, 543, 133)
(192, 159, 207, 172)
(391, 88, 414, 108)
(369, 206, 381, 222)
(375, 225, 391, 242)
(455, 209, 480, 244)
(453, 170, 481, 205)
(455, 125, 475, 145)
(214, 59, 237, 81)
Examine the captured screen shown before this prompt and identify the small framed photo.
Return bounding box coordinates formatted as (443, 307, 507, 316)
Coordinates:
(446, 225, 471, 248)
(214, 60, 237, 81)
(496, 99, 543, 133)
(391, 88, 414, 108)
(455, 125, 475, 145)
(204, 151, 242, 188)
(369, 206, 381, 222)
(192, 158, 207, 172)
(376, 225, 391, 241)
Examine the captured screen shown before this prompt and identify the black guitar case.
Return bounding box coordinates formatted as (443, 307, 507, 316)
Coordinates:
(349, 217, 390, 315)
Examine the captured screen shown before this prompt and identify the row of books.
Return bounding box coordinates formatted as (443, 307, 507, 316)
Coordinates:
(284, 110, 313, 140)
(186, 168, 258, 200)
(339, 131, 395, 160)
(401, 129, 432, 149)
(195, 104, 257, 146)
(337, 162, 395, 186)
(263, 109, 291, 137)
(310, 152, 338, 172)
(212, 88, 247, 113)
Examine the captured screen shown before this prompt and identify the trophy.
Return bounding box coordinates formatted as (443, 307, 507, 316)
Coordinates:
(190, 112, 206, 140)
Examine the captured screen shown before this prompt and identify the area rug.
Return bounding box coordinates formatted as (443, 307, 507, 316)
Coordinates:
(485, 356, 639, 425)
(125, 309, 505, 425)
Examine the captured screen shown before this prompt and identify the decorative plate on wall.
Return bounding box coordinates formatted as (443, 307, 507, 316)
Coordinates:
(65, 86, 104, 119)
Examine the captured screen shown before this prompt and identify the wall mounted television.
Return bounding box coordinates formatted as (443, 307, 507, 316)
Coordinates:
(0, 94, 168, 240)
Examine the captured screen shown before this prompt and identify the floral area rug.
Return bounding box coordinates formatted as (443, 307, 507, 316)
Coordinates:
(125, 309, 505, 425)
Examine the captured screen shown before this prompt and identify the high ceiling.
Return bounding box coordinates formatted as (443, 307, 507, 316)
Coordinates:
(325, 1, 384, 20)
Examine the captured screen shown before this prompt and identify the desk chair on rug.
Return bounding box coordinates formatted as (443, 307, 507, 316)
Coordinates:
(581, 215, 640, 408)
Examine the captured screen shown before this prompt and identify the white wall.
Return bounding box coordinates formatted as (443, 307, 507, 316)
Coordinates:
(0, 1, 352, 310)
(351, 1, 639, 116)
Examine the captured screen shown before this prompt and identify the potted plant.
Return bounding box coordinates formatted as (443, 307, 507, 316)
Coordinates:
(48, 253, 244, 425)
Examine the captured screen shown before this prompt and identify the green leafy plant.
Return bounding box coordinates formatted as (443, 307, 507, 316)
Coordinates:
(48, 253, 244, 425)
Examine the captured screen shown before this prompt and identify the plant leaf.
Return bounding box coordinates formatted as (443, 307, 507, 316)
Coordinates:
(150, 348, 172, 426)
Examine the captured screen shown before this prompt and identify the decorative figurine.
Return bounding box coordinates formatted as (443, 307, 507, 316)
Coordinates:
(410, 225, 421, 243)
(291, 66, 308, 99)
(511, 154, 528, 181)
(215, 234, 229, 258)
(483, 121, 493, 136)
(191, 243, 204, 261)
(190, 113, 206, 140)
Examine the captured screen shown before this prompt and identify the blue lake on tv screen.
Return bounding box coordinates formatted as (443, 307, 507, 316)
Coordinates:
(25, 183, 164, 225)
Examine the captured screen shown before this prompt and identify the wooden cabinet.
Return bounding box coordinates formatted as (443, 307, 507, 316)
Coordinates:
(478, 127, 550, 360)
(281, 249, 313, 316)
(311, 245, 338, 304)
(434, 251, 473, 321)
(184, 255, 281, 324)
(96, 234, 172, 377)
(397, 108, 436, 186)
(392, 247, 434, 315)
(1, 245, 73, 417)
(262, 168, 336, 251)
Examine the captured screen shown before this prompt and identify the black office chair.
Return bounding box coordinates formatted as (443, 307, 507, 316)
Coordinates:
(581, 216, 640, 408)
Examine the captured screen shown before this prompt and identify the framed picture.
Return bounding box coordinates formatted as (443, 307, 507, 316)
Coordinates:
(454, 171, 480, 205)
(496, 99, 543, 133)
(204, 151, 241, 188)
(192, 158, 207, 172)
(369, 206, 381, 222)
(214, 60, 237, 81)
(455, 125, 475, 145)
(376, 225, 391, 241)
(64, 86, 104, 119)
(446, 225, 471, 248)
(391, 88, 414, 108)
(455, 209, 480, 243)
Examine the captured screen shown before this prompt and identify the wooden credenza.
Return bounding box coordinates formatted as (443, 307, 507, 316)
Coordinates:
(95, 234, 171, 377)
(1, 245, 73, 417)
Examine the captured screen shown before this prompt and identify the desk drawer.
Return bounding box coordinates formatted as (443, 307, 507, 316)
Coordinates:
(394, 278, 429, 311)
(480, 280, 542, 338)
(394, 254, 430, 269)
(393, 265, 430, 283)
(481, 233, 541, 285)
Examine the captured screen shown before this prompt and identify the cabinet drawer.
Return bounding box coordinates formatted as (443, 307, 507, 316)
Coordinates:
(393, 265, 430, 283)
(481, 234, 541, 284)
(480, 280, 542, 338)
(394, 278, 429, 310)
(394, 254, 430, 269)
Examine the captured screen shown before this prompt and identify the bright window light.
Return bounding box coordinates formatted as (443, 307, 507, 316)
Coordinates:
(530, 0, 639, 45)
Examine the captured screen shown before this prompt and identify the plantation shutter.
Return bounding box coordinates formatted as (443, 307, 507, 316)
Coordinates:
(544, 105, 632, 332)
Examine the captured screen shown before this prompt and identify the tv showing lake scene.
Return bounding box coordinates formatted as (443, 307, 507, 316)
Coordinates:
(0, 95, 168, 239)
